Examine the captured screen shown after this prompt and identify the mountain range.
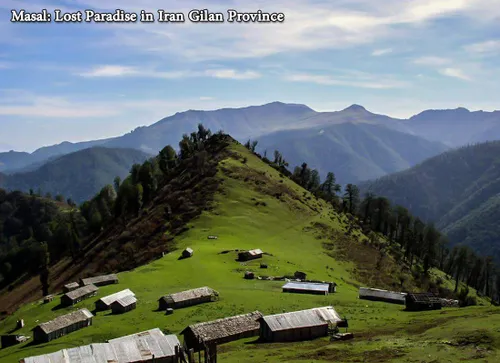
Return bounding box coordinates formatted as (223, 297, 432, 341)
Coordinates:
(361, 141, 500, 262)
(0, 147, 151, 203)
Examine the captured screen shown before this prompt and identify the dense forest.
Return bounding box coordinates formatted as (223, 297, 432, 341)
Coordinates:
(1, 125, 499, 307)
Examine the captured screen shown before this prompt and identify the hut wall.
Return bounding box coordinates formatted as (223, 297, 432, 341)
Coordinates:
(406, 300, 442, 311)
(95, 300, 109, 311)
(112, 302, 137, 314)
(238, 252, 262, 261)
(260, 325, 328, 342)
(282, 287, 328, 296)
(183, 326, 260, 352)
(1, 335, 20, 349)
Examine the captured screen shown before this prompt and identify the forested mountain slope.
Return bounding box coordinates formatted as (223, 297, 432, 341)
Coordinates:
(256, 122, 448, 184)
(0, 147, 151, 203)
(362, 141, 500, 261)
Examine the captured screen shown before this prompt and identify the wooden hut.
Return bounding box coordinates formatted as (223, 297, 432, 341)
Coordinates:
(32, 308, 93, 343)
(95, 289, 135, 311)
(294, 271, 307, 280)
(111, 295, 137, 314)
(182, 247, 194, 258)
(238, 249, 263, 261)
(1, 334, 28, 349)
(60, 284, 99, 307)
(63, 282, 80, 293)
(158, 287, 218, 311)
(181, 311, 263, 353)
(359, 287, 407, 305)
(244, 271, 255, 279)
(282, 282, 330, 295)
(79, 273, 118, 287)
(21, 328, 181, 363)
(259, 306, 345, 342)
(43, 295, 54, 304)
(405, 292, 442, 311)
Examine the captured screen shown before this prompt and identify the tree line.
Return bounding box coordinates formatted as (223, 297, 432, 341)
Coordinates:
(244, 139, 500, 304)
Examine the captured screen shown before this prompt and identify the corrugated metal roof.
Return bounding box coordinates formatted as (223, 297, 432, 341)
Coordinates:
(359, 287, 407, 302)
(282, 282, 329, 292)
(160, 287, 217, 303)
(63, 282, 79, 290)
(21, 329, 180, 363)
(111, 295, 137, 308)
(81, 274, 118, 286)
(183, 311, 262, 343)
(63, 284, 98, 301)
(262, 306, 343, 332)
(97, 289, 134, 306)
(248, 249, 263, 256)
(35, 309, 93, 335)
(407, 292, 441, 303)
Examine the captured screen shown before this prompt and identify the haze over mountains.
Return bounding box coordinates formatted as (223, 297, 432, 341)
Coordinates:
(362, 141, 500, 262)
(1, 101, 499, 204)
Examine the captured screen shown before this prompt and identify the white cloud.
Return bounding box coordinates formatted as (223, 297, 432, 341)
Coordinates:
(413, 56, 451, 66)
(371, 48, 393, 56)
(77, 65, 260, 80)
(38, 0, 500, 61)
(203, 69, 261, 80)
(464, 40, 500, 55)
(439, 67, 472, 81)
(199, 96, 214, 100)
(284, 72, 408, 89)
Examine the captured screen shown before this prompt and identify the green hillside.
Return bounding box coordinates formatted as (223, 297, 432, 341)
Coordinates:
(1, 147, 151, 203)
(256, 122, 448, 184)
(362, 141, 500, 262)
(0, 137, 496, 363)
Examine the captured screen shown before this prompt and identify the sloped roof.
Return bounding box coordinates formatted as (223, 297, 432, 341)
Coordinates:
(245, 249, 263, 256)
(63, 284, 98, 301)
(97, 289, 134, 306)
(35, 309, 93, 335)
(182, 311, 262, 343)
(359, 287, 407, 301)
(262, 306, 343, 332)
(21, 329, 180, 363)
(160, 287, 217, 303)
(81, 274, 118, 286)
(184, 247, 194, 253)
(282, 282, 329, 293)
(63, 282, 79, 290)
(406, 292, 441, 303)
(111, 295, 137, 308)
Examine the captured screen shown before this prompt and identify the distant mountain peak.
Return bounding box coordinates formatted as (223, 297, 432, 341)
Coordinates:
(343, 104, 368, 112)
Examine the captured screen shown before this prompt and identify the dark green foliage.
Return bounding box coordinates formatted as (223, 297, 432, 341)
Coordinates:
(0, 190, 86, 287)
(0, 147, 151, 204)
(362, 141, 500, 263)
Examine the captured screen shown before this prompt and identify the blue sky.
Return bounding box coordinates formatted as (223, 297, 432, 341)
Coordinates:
(1, 0, 500, 151)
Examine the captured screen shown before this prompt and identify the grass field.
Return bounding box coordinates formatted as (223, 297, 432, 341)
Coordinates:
(0, 142, 498, 362)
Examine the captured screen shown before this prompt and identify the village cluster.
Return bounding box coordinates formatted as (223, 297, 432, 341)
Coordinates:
(1, 246, 459, 363)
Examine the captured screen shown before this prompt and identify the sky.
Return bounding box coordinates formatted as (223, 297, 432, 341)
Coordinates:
(1, 0, 500, 152)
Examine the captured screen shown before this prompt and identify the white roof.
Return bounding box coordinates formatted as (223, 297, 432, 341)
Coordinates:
(97, 289, 134, 306)
(262, 306, 343, 332)
(21, 328, 180, 363)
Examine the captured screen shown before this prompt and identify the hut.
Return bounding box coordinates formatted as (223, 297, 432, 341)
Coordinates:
(208, 235, 218, 240)
(1, 335, 28, 349)
(359, 287, 407, 305)
(158, 287, 218, 311)
(43, 295, 54, 304)
(238, 249, 263, 261)
(182, 247, 194, 259)
(80, 273, 118, 287)
(259, 306, 346, 342)
(21, 328, 181, 363)
(32, 308, 93, 343)
(111, 295, 137, 314)
(60, 284, 99, 307)
(63, 282, 80, 293)
(16, 319, 24, 329)
(181, 311, 262, 355)
(95, 289, 135, 311)
(405, 292, 442, 311)
(294, 271, 307, 280)
(244, 271, 255, 279)
(282, 282, 330, 295)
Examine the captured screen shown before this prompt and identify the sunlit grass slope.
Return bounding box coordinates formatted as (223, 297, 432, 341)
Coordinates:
(0, 141, 498, 362)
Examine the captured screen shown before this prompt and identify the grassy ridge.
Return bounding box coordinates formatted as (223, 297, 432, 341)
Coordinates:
(0, 141, 497, 362)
